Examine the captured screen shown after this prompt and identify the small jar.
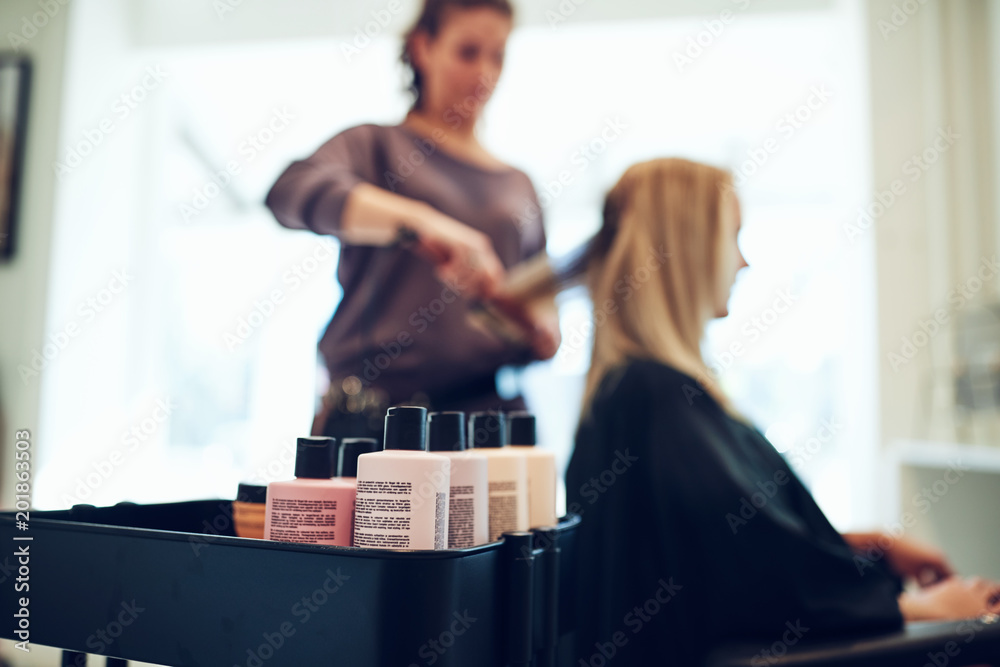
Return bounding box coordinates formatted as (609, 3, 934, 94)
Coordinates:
(232, 483, 267, 539)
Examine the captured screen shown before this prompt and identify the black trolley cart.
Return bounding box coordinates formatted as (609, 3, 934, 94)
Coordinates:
(0, 500, 580, 666)
(3, 500, 999, 666)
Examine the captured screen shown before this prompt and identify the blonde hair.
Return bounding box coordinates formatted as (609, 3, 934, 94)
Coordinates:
(582, 158, 735, 412)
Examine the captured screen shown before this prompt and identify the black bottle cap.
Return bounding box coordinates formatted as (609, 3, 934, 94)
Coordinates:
(339, 437, 379, 477)
(383, 406, 428, 451)
(428, 411, 466, 452)
(469, 411, 506, 448)
(507, 412, 537, 446)
(294, 437, 337, 479)
(236, 483, 267, 504)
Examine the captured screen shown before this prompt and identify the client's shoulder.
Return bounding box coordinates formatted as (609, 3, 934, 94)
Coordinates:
(595, 357, 717, 410)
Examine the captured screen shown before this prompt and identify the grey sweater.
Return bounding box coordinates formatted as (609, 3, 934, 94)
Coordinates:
(265, 123, 545, 408)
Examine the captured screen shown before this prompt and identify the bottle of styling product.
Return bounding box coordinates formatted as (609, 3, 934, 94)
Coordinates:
(263, 437, 354, 546)
(468, 411, 529, 541)
(427, 411, 489, 548)
(353, 406, 450, 550)
(232, 483, 267, 539)
(337, 437, 379, 547)
(506, 412, 557, 528)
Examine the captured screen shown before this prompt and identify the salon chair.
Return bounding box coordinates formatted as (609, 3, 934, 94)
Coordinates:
(534, 520, 1000, 667)
(706, 615, 1000, 666)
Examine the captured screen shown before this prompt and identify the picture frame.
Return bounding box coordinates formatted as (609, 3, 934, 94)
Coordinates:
(0, 56, 31, 261)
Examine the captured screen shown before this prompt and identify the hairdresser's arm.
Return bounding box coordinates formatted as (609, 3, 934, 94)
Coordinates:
(265, 128, 505, 297)
(340, 183, 505, 296)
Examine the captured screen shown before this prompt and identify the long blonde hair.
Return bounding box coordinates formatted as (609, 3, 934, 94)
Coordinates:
(582, 158, 735, 412)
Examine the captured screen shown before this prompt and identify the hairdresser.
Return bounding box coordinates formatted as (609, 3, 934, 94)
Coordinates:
(266, 0, 558, 440)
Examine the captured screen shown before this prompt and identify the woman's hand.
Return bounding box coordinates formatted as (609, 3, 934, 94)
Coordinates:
(844, 532, 953, 586)
(898, 576, 1000, 621)
(486, 292, 561, 360)
(410, 207, 506, 299)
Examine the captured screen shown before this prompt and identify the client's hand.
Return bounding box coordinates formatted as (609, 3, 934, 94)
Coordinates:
(845, 532, 953, 586)
(884, 535, 954, 586)
(898, 576, 1000, 621)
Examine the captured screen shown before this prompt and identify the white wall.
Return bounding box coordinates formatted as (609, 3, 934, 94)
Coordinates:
(866, 0, 998, 449)
(0, 0, 70, 509)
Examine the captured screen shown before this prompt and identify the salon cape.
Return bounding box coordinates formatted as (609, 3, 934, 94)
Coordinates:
(566, 358, 904, 666)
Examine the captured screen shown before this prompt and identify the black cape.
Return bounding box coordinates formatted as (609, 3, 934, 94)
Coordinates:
(565, 359, 903, 666)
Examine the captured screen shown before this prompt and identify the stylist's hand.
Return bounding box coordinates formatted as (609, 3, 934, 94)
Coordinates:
(410, 209, 506, 299)
(488, 293, 561, 361)
(898, 576, 1000, 621)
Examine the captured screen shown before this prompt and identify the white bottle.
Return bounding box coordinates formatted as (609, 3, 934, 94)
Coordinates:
(468, 411, 529, 542)
(428, 411, 489, 548)
(336, 437, 380, 547)
(506, 412, 558, 529)
(353, 406, 450, 550)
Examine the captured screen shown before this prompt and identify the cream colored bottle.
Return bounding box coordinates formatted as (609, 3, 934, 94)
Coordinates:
(506, 412, 558, 528)
(468, 411, 529, 541)
(353, 406, 450, 550)
(336, 437, 379, 547)
(428, 411, 489, 548)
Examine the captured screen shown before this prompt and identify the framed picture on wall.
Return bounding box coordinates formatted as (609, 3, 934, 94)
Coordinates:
(0, 56, 31, 261)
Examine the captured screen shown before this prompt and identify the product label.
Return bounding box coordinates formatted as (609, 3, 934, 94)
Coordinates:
(488, 480, 518, 541)
(448, 485, 475, 548)
(268, 498, 337, 544)
(434, 492, 447, 550)
(353, 479, 414, 549)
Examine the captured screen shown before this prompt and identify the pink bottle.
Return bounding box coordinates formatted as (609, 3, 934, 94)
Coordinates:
(263, 437, 354, 546)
